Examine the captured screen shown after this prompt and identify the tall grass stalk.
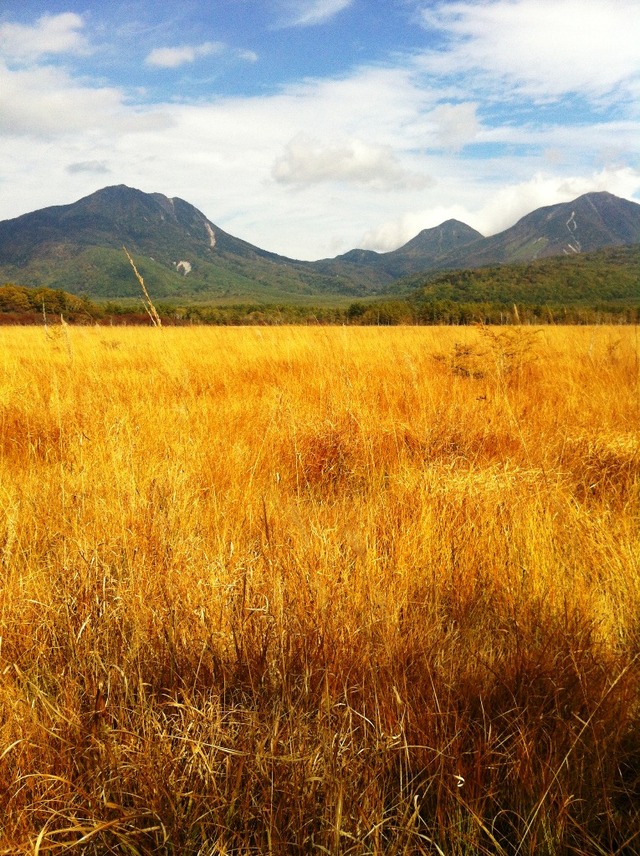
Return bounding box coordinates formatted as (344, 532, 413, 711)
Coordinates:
(123, 246, 162, 328)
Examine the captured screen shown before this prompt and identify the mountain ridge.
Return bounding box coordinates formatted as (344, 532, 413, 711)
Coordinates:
(315, 219, 484, 279)
(0, 185, 639, 299)
(431, 191, 640, 269)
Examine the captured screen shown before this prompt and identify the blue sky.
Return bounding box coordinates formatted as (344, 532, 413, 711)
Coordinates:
(1, 1, 639, 259)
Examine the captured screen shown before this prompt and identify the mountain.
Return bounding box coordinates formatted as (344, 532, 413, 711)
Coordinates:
(0, 185, 344, 300)
(0, 184, 279, 266)
(331, 192, 640, 279)
(314, 220, 483, 279)
(431, 192, 640, 270)
(0, 186, 639, 300)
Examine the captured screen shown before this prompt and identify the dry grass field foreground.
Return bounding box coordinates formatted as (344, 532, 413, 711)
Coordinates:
(0, 325, 639, 855)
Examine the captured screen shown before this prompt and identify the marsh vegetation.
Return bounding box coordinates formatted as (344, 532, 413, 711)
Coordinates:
(0, 325, 639, 854)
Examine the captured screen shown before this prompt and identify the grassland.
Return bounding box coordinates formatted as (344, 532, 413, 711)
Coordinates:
(0, 325, 639, 855)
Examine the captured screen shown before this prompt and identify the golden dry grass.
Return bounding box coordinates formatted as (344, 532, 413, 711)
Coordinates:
(0, 324, 639, 855)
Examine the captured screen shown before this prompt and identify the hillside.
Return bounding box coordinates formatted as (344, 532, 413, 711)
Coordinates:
(1, 245, 638, 327)
(404, 244, 640, 306)
(313, 192, 640, 283)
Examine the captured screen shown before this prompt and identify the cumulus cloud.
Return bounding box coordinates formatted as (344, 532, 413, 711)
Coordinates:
(276, 0, 353, 27)
(0, 57, 176, 140)
(145, 42, 225, 69)
(0, 12, 89, 62)
(272, 134, 433, 190)
(420, 0, 640, 99)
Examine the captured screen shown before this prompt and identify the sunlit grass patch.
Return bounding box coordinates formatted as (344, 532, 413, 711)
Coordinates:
(0, 324, 638, 854)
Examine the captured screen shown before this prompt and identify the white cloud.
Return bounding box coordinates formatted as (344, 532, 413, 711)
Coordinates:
(145, 42, 224, 69)
(272, 65, 433, 150)
(420, 0, 640, 99)
(0, 12, 88, 62)
(0, 62, 125, 137)
(429, 102, 479, 151)
(276, 0, 353, 27)
(272, 134, 433, 189)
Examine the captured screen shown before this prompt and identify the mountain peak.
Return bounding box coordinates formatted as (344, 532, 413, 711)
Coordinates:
(79, 183, 158, 204)
(387, 220, 483, 273)
(0, 184, 220, 272)
(403, 219, 483, 247)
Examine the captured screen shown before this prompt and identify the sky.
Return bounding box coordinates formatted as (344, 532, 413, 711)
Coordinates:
(0, 1, 639, 260)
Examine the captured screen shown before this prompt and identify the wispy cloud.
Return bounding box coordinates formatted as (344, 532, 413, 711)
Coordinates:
(419, 0, 640, 100)
(145, 41, 225, 69)
(276, 0, 353, 27)
(66, 161, 111, 175)
(0, 12, 89, 62)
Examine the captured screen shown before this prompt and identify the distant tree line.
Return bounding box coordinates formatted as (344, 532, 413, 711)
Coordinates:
(1, 282, 638, 326)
